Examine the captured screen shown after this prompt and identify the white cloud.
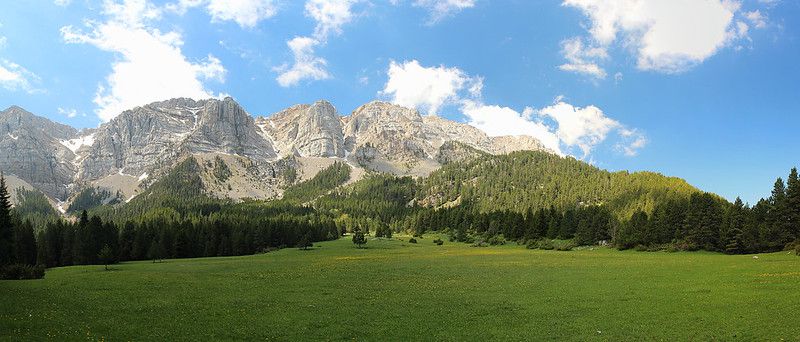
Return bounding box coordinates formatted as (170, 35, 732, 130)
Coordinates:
(757, 0, 779, 7)
(616, 128, 647, 156)
(462, 100, 563, 154)
(537, 101, 633, 157)
(558, 37, 608, 78)
(54, 0, 72, 6)
(0, 36, 6, 49)
(0, 59, 40, 94)
(562, 0, 756, 74)
(273, 0, 360, 87)
(381, 59, 479, 115)
(380, 60, 644, 157)
(413, 0, 475, 24)
(165, 0, 277, 28)
(745, 10, 767, 29)
(207, 0, 277, 28)
(57, 107, 79, 118)
(275, 36, 330, 87)
(305, 0, 359, 41)
(61, 0, 226, 122)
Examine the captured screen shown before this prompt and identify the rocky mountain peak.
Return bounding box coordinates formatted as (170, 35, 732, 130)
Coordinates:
(1, 97, 552, 205)
(257, 99, 344, 158)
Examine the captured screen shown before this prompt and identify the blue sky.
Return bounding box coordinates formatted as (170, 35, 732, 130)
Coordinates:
(0, 0, 798, 204)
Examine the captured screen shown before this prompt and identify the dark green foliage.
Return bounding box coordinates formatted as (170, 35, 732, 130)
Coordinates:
(297, 233, 313, 250)
(0, 263, 44, 280)
(211, 156, 232, 182)
(419, 151, 698, 219)
(13, 220, 37, 265)
(0, 173, 13, 265)
(352, 228, 367, 248)
(67, 187, 121, 213)
(13, 188, 59, 228)
(98, 245, 114, 270)
(408, 237, 417, 244)
(316, 174, 417, 223)
(282, 162, 350, 203)
(433, 238, 444, 245)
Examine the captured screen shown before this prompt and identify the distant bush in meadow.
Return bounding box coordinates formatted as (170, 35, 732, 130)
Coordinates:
(0, 264, 45, 280)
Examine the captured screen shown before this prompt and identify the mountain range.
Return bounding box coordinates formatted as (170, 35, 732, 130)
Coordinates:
(0, 97, 550, 211)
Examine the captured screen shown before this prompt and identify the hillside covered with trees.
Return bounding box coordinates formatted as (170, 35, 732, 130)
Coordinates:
(2, 150, 800, 279)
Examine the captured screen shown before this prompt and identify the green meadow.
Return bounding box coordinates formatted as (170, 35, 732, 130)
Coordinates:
(2, 236, 799, 341)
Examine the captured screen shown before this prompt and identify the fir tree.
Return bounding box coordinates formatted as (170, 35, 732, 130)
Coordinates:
(352, 228, 367, 248)
(98, 245, 114, 271)
(13, 220, 37, 265)
(0, 173, 14, 265)
(785, 167, 800, 241)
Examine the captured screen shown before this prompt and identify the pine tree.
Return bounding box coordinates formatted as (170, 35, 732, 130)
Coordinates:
(764, 178, 791, 250)
(297, 233, 313, 250)
(13, 220, 37, 265)
(0, 173, 14, 265)
(352, 228, 367, 248)
(723, 198, 746, 254)
(785, 167, 800, 241)
(98, 245, 114, 270)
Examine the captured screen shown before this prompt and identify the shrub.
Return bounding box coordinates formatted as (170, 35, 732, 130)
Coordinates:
(795, 244, 800, 256)
(408, 237, 418, 244)
(555, 240, 576, 251)
(541, 239, 556, 250)
(433, 238, 444, 246)
(487, 236, 505, 246)
(634, 244, 649, 252)
(471, 240, 488, 247)
(0, 264, 45, 280)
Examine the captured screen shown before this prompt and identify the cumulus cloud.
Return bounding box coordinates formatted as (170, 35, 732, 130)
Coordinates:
(413, 0, 476, 24)
(380, 60, 645, 157)
(57, 107, 80, 118)
(274, 0, 360, 87)
(561, 0, 764, 75)
(745, 10, 767, 29)
(166, 0, 277, 28)
(381, 59, 479, 115)
(206, 0, 277, 28)
(61, 0, 226, 122)
(537, 101, 642, 157)
(558, 37, 608, 79)
(0, 59, 41, 94)
(305, 0, 359, 41)
(461, 100, 563, 154)
(274, 37, 330, 87)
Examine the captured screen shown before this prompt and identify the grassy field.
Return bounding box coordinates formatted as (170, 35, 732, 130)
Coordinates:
(2, 235, 799, 341)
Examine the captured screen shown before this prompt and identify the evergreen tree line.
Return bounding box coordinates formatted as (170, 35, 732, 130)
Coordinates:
(306, 164, 800, 254)
(35, 208, 339, 268)
(0, 174, 45, 278)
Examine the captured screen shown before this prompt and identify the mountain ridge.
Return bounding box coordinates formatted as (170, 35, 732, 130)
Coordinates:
(0, 97, 551, 208)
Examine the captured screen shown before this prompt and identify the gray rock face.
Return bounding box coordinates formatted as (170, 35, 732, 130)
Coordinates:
(0, 106, 77, 200)
(256, 100, 344, 158)
(341, 101, 551, 172)
(0, 98, 551, 204)
(78, 97, 277, 182)
(489, 135, 550, 155)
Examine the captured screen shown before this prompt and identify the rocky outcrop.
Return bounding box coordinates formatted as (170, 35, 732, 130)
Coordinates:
(78, 97, 276, 182)
(0, 106, 78, 200)
(257, 100, 344, 158)
(490, 135, 550, 155)
(341, 101, 551, 174)
(0, 98, 551, 205)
